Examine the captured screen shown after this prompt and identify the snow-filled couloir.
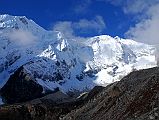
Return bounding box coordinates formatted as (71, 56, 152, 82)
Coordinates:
(0, 14, 157, 94)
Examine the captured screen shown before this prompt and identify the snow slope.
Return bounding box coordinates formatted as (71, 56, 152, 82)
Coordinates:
(0, 14, 157, 93)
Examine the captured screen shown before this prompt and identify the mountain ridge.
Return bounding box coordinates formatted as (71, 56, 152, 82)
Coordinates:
(0, 14, 157, 104)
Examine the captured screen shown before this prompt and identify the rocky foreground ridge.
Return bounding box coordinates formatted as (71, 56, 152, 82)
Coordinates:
(0, 67, 158, 120)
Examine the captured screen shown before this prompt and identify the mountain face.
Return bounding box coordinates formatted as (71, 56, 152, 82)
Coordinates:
(0, 66, 43, 104)
(0, 14, 157, 103)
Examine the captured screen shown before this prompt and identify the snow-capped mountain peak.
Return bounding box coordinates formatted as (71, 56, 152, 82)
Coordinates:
(0, 14, 45, 32)
(0, 15, 157, 94)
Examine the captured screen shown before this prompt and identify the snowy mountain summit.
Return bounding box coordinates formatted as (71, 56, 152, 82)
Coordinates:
(0, 14, 157, 94)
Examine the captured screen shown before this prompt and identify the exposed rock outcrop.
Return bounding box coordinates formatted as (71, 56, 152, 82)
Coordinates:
(0, 66, 43, 104)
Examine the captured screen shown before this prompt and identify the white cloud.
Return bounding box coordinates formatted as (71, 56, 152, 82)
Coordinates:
(96, 0, 159, 45)
(9, 29, 37, 45)
(125, 4, 159, 45)
(53, 15, 106, 38)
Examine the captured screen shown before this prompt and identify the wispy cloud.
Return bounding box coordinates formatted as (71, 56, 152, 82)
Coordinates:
(98, 0, 159, 14)
(9, 29, 37, 45)
(73, 0, 92, 14)
(53, 21, 74, 38)
(123, 0, 157, 14)
(53, 15, 106, 38)
(73, 15, 106, 35)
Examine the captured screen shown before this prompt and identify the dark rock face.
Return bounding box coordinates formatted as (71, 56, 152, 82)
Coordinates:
(0, 94, 86, 120)
(0, 86, 103, 120)
(63, 67, 159, 120)
(0, 66, 43, 104)
(0, 103, 69, 120)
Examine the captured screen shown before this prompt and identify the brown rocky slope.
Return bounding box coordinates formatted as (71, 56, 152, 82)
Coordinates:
(0, 67, 159, 120)
(63, 67, 159, 120)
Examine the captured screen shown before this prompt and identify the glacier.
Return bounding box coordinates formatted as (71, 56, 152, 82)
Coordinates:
(0, 14, 157, 94)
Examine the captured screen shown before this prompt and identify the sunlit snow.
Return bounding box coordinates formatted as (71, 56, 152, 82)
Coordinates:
(0, 14, 157, 93)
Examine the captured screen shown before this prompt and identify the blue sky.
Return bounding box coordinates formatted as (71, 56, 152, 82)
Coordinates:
(0, 0, 159, 43)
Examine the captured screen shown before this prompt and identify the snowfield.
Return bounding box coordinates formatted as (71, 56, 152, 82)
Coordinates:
(0, 14, 157, 94)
